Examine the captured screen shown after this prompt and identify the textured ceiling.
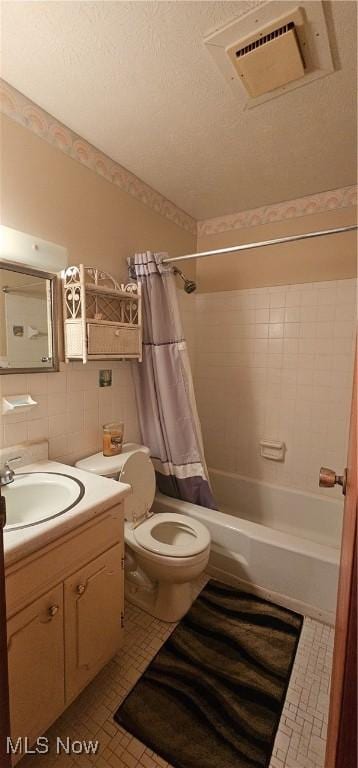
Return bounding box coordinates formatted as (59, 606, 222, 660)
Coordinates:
(1, 1, 357, 220)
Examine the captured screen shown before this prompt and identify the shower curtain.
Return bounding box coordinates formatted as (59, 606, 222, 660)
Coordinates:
(131, 251, 216, 509)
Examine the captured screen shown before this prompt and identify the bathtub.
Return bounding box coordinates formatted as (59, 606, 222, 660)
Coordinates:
(152, 469, 344, 625)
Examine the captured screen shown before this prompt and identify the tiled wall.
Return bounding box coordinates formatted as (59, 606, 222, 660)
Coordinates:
(182, 279, 356, 498)
(0, 361, 140, 465)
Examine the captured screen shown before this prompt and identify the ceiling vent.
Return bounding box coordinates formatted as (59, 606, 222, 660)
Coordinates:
(227, 20, 305, 97)
(204, 1, 335, 109)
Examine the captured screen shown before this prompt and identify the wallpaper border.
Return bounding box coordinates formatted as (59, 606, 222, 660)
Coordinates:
(198, 185, 357, 236)
(1, 79, 356, 240)
(0, 79, 197, 235)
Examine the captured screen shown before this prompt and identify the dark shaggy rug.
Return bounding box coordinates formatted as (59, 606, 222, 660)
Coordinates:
(114, 580, 303, 768)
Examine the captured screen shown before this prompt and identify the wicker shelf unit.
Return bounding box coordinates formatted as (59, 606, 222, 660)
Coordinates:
(62, 265, 142, 363)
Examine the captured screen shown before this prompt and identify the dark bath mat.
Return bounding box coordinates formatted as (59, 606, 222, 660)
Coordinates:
(114, 580, 303, 768)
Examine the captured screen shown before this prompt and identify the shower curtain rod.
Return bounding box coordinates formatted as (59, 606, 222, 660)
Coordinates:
(162, 224, 358, 264)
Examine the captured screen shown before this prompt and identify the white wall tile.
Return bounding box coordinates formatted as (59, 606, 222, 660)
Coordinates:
(49, 413, 67, 438)
(0, 361, 140, 465)
(335, 303, 356, 321)
(27, 417, 49, 442)
(285, 307, 301, 323)
(301, 288, 318, 306)
(316, 322, 334, 339)
(49, 435, 69, 460)
(84, 389, 99, 411)
(3, 421, 28, 447)
(256, 308, 269, 323)
(47, 392, 67, 416)
(270, 292, 286, 308)
(334, 321, 355, 338)
(255, 292, 270, 308)
(255, 323, 269, 338)
(66, 390, 84, 412)
(269, 323, 284, 339)
(284, 323, 300, 338)
(285, 290, 302, 307)
(270, 308, 285, 323)
(1, 374, 28, 395)
(318, 287, 337, 305)
(47, 370, 67, 394)
(187, 279, 356, 498)
(66, 409, 84, 434)
(26, 372, 48, 394)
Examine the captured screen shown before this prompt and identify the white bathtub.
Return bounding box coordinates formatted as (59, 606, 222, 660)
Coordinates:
(153, 469, 343, 625)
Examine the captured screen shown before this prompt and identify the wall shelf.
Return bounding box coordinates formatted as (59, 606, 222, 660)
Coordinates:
(62, 265, 142, 363)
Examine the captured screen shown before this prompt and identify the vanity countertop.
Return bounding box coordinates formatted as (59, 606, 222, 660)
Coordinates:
(3, 459, 131, 568)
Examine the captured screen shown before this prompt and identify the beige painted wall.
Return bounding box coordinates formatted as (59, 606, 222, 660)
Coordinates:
(0, 114, 196, 284)
(196, 208, 357, 293)
(0, 113, 196, 458)
(0, 114, 196, 362)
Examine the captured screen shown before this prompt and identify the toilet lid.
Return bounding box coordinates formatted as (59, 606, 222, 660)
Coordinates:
(75, 445, 155, 523)
(119, 452, 156, 523)
(75, 443, 150, 477)
(133, 512, 210, 558)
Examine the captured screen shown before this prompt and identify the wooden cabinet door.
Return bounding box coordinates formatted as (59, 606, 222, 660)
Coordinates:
(7, 584, 64, 747)
(64, 543, 123, 702)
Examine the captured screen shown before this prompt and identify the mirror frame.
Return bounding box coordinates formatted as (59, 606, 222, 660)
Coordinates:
(0, 259, 59, 375)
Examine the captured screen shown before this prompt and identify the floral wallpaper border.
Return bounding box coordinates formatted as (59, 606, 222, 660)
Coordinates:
(0, 79, 197, 235)
(1, 79, 356, 240)
(198, 185, 357, 236)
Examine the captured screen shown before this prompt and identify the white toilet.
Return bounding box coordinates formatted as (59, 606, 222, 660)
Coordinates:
(75, 443, 210, 622)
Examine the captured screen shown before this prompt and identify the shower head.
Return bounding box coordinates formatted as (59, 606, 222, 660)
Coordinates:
(183, 278, 197, 294)
(173, 267, 197, 294)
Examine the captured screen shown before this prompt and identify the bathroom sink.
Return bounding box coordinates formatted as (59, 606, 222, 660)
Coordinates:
(3, 472, 85, 531)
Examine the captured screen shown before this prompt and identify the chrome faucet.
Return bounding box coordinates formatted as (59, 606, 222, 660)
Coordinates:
(0, 456, 22, 487)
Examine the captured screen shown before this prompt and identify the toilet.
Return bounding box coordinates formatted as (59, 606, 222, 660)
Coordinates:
(75, 443, 210, 622)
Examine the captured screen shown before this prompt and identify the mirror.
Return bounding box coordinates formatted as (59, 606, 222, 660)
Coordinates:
(0, 261, 59, 373)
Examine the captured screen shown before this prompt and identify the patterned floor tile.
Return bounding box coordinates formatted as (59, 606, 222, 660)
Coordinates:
(18, 578, 333, 768)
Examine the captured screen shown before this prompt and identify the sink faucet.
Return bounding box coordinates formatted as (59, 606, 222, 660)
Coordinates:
(0, 456, 22, 487)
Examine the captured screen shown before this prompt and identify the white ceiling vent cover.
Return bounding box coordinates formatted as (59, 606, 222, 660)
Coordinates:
(205, 1, 335, 109)
(228, 21, 305, 97)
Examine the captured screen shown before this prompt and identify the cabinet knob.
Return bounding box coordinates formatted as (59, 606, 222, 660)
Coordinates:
(76, 583, 86, 595)
(114, 329, 120, 337)
(48, 604, 59, 618)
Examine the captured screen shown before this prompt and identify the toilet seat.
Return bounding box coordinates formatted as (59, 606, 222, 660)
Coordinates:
(133, 512, 210, 558)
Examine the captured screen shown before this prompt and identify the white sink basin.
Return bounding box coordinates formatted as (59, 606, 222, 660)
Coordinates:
(3, 472, 85, 530)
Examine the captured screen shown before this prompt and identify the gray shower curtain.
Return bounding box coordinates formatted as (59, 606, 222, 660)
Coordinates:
(131, 251, 216, 509)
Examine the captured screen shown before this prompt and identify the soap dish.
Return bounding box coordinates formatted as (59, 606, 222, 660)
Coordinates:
(2, 394, 38, 415)
(260, 439, 286, 461)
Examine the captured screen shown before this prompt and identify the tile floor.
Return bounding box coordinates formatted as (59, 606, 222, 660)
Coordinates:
(19, 579, 334, 768)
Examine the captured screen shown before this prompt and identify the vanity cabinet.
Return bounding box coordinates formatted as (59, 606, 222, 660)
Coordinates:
(5, 504, 124, 760)
(65, 543, 123, 701)
(7, 584, 65, 748)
